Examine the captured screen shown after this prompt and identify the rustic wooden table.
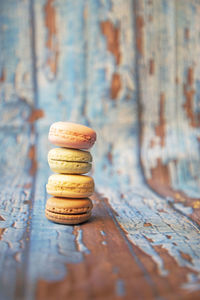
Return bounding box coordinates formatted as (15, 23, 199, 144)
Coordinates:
(0, 1, 200, 299)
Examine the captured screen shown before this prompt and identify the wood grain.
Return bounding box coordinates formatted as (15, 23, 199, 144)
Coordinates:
(136, 0, 200, 223)
(37, 194, 158, 300)
(0, 0, 200, 299)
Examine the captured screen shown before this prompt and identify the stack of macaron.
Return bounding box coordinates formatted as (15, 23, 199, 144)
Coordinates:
(46, 122, 96, 225)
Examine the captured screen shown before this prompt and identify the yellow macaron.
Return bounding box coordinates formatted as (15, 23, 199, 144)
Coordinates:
(46, 174, 94, 198)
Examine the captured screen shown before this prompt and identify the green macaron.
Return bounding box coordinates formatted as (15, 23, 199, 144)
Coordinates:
(48, 147, 92, 174)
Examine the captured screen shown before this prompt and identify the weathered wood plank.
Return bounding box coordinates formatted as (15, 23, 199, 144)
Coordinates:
(135, 0, 200, 294)
(37, 193, 158, 300)
(174, 0, 200, 219)
(0, 1, 36, 300)
(135, 0, 177, 182)
(85, 0, 200, 297)
(137, 0, 200, 225)
(25, 1, 92, 299)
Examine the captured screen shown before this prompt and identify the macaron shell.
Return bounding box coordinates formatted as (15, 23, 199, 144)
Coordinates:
(48, 122, 96, 149)
(48, 148, 92, 163)
(46, 197, 93, 214)
(47, 174, 94, 185)
(45, 210, 91, 225)
(46, 174, 94, 198)
(48, 160, 91, 174)
(46, 187, 94, 198)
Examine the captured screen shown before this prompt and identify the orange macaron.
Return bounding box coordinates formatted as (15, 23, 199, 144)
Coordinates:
(45, 197, 93, 225)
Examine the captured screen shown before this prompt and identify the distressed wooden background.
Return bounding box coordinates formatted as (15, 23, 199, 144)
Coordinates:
(0, 0, 200, 299)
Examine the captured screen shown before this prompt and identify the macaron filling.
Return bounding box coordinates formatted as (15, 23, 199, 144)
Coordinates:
(46, 184, 94, 194)
(45, 210, 91, 224)
(45, 197, 93, 214)
(46, 210, 91, 218)
(46, 207, 91, 214)
(48, 148, 92, 174)
(48, 159, 91, 174)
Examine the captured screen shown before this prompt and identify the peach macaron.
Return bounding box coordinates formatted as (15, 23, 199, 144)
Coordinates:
(48, 122, 96, 149)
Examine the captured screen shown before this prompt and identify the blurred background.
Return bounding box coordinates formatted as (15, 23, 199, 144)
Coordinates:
(0, 0, 200, 299)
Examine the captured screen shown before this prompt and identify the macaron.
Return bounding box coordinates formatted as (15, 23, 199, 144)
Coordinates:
(45, 197, 93, 225)
(48, 148, 92, 174)
(48, 122, 96, 149)
(46, 174, 94, 198)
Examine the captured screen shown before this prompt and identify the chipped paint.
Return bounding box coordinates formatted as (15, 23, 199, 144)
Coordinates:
(150, 158, 171, 187)
(115, 279, 125, 297)
(36, 193, 157, 299)
(101, 20, 121, 65)
(138, 0, 200, 203)
(173, 203, 193, 215)
(100, 230, 106, 236)
(74, 226, 90, 254)
(0, 68, 5, 83)
(110, 73, 121, 99)
(44, 0, 58, 76)
(25, 125, 84, 298)
(149, 59, 154, 75)
(0, 128, 34, 300)
(28, 145, 37, 176)
(136, 15, 144, 56)
(183, 67, 200, 128)
(144, 222, 152, 227)
(102, 241, 107, 245)
(180, 251, 192, 264)
(184, 28, 190, 40)
(0, 0, 36, 298)
(28, 108, 44, 123)
(89, 0, 200, 293)
(155, 93, 166, 147)
(25, 1, 92, 297)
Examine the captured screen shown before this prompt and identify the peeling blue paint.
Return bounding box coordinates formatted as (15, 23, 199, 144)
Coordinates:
(87, 0, 200, 291)
(174, 203, 193, 215)
(100, 230, 106, 236)
(0, 2, 34, 296)
(76, 227, 90, 254)
(25, 128, 83, 298)
(102, 241, 107, 245)
(116, 279, 125, 297)
(25, 1, 91, 296)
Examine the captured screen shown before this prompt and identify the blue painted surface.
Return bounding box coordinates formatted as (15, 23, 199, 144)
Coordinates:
(23, 2, 94, 299)
(100, 230, 106, 236)
(116, 279, 126, 297)
(0, 0, 200, 299)
(0, 1, 35, 300)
